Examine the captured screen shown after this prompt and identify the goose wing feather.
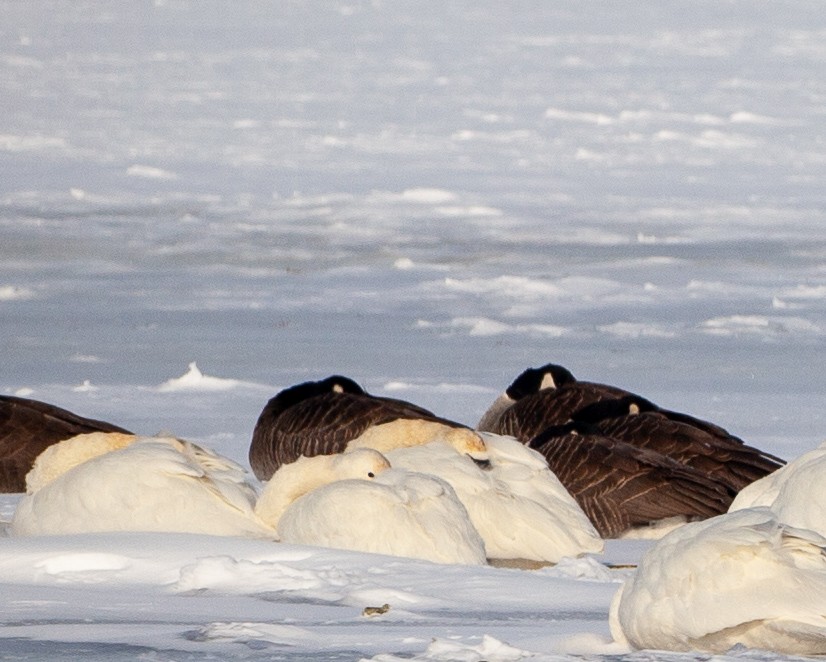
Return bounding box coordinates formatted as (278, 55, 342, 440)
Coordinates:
(0, 395, 130, 492)
(531, 426, 731, 538)
(250, 385, 464, 480)
(488, 383, 647, 440)
(594, 412, 783, 491)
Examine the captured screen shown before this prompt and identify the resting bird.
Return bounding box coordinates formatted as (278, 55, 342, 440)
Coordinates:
(575, 398, 784, 494)
(249, 375, 488, 481)
(480, 363, 781, 446)
(477, 363, 784, 534)
(729, 441, 825, 536)
(0, 395, 130, 493)
(258, 449, 487, 565)
(11, 432, 270, 538)
(250, 376, 601, 561)
(610, 508, 826, 655)
(529, 422, 731, 538)
(384, 432, 603, 562)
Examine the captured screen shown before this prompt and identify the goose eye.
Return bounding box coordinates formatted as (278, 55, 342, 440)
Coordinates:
(367, 472, 375, 478)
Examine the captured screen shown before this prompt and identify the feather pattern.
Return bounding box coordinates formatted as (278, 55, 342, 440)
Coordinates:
(730, 441, 826, 537)
(529, 424, 731, 538)
(249, 375, 472, 480)
(11, 434, 270, 538)
(262, 450, 487, 565)
(0, 395, 130, 493)
(610, 507, 826, 655)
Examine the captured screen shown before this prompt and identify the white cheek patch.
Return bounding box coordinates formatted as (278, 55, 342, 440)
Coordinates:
(539, 373, 557, 390)
(332, 384, 344, 393)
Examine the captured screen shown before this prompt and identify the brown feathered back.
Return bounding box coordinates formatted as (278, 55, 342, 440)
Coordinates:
(529, 423, 732, 537)
(0, 395, 130, 493)
(249, 376, 466, 481)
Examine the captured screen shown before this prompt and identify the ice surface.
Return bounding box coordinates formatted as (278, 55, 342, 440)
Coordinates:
(1, 0, 825, 659)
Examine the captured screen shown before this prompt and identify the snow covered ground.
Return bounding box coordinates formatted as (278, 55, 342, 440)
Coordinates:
(1, 1, 825, 659)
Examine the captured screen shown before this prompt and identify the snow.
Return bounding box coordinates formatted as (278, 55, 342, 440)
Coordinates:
(1, 0, 825, 659)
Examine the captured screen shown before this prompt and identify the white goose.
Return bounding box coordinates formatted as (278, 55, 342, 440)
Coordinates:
(729, 442, 826, 537)
(11, 434, 485, 565)
(383, 432, 603, 563)
(11, 432, 270, 538)
(256, 449, 487, 565)
(610, 507, 826, 655)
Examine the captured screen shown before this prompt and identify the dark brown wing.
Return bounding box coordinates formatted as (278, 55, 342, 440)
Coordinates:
(488, 382, 640, 440)
(529, 424, 731, 538)
(0, 395, 130, 493)
(593, 411, 785, 492)
(573, 393, 749, 444)
(249, 387, 464, 481)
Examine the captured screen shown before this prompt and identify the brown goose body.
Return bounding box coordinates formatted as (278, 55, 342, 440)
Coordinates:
(478, 362, 784, 536)
(0, 395, 130, 493)
(529, 423, 731, 538)
(481, 363, 743, 438)
(484, 381, 639, 439)
(481, 363, 783, 473)
(249, 376, 471, 481)
(577, 399, 784, 493)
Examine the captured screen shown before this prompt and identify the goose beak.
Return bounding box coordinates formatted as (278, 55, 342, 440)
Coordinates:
(471, 457, 492, 470)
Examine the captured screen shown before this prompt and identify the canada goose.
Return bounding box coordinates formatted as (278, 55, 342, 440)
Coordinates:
(249, 375, 487, 481)
(528, 422, 731, 538)
(479, 362, 769, 445)
(0, 395, 130, 493)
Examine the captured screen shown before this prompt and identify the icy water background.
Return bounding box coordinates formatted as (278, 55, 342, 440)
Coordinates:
(0, 1, 825, 659)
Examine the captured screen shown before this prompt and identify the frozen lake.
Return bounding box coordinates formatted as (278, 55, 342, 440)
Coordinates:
(1, 1, 825, 659)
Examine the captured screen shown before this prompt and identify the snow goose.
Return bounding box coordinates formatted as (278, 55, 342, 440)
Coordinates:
(528, 422, 730, 538)
(255, 449, 487, 565)
(609, 507, 826, 655)
(384, 432, 603, 563)
(729, 442, 825, 536)
(0, 395, 130, 493)
(11, 432, 270, 538)
(249, 375, 488, 481)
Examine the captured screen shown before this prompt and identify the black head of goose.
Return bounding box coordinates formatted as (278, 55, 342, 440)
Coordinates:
(478, 363, 640, 436)
(528, 421, 732, 538)
(0, 395, 131, 493)
(477, 363, 576, 431)
(481, 381, 646, 442)
(249, 375, 486, 481)
(479, 362, 784, 469)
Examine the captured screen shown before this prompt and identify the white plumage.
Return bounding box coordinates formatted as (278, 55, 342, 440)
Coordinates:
(11, 433, 271, 538)
(384, 432, 603, 563)
(730, 442, 826, 537)
(610, 507, 826, 655)
(256, 449, 487, 565)
(11, 434, 485, 565)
